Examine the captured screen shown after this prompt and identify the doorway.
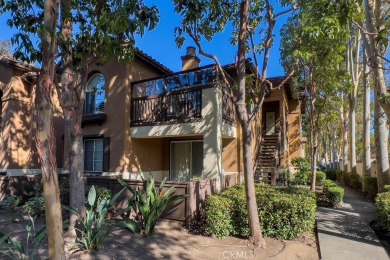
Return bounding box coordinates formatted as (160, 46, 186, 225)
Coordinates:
(265, 111, 276, 135)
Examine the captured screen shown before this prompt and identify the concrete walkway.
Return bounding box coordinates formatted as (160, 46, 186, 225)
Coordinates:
(316, 182, 389, 260)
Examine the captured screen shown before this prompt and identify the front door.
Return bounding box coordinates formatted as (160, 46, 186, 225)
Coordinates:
(265, 111, 276, 135)
(170, 141, 203, 182)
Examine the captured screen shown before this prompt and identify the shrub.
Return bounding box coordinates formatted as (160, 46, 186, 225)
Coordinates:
(376, 192, 390, 232)
(325, 170, 341, 181)
(349, 172, 362, 189)
(384, 185, 390, 192)
(291, 158, 311, 185)
(322, 180, 344, 207)
(118, 176, 189, 236)
(342, 172, 350, 185)
(204, 196, 234, 238)
(362, 177, 378, 198)
(294, 170, 310, 185)
(0, 196, 20, 211)
(308, 171, 326, 186)
(205, 184, 317, 240)
(336, 170, 343, 181)
(23, 196, 45, 216)
(96, 186, 112, 202)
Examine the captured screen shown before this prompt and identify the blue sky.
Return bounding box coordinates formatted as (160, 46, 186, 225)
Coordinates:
(0, 1, 290, 76)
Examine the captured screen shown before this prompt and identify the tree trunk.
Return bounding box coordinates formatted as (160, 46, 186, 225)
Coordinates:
(362, 48, 371, 177)
(35, 0, 65, 258)
(61, 0, 86, 238)
(321, 133, 329, 169)
(348, 93, 357, 173)
(339, 94, 349, 172)
(363, 0, 390, 118)
(374, 85, 390, 192)
(309, 76, 317, 191)
(236, 0, 265, 248)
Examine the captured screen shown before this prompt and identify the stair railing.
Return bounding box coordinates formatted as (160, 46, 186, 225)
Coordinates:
(271, 131, 282, 185)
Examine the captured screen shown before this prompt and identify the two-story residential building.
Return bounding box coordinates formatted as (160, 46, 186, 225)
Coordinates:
(0, 47, 305, 187)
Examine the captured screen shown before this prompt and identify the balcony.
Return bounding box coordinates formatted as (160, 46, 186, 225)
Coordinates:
(131, 66, 236, 127)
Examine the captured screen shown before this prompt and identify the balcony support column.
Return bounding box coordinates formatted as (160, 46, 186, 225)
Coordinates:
(202, 86, 223, 190)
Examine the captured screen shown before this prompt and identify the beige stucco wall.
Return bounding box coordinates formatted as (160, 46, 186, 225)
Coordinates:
(288, 99, 303, 161)
(0, 66, 64, 175)
(64, 57, 166, 175)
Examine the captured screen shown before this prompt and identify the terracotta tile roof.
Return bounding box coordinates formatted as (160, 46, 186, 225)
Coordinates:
(0, 55, 39, 72)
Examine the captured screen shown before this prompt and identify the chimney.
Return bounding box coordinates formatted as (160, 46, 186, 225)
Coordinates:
(181, 46, 200, 70)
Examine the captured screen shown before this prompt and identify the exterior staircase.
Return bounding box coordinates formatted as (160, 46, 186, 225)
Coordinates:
(254, 134, 279, 184)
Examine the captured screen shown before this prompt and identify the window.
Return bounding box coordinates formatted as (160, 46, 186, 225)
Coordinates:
(84, 139, 103, 172)
(85, 73, 106, 115)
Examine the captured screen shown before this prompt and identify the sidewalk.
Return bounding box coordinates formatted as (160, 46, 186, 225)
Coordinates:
(316, 182, 389, 260)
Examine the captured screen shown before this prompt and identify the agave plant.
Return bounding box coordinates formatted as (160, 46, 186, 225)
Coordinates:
(63, 185, 124, 252)
(0, 217, 47, 260)
(117, 176, 188, 236)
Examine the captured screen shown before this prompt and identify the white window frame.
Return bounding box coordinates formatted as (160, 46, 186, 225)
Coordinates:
(170, 140, 203, 181)
(84, 138, 104, 172)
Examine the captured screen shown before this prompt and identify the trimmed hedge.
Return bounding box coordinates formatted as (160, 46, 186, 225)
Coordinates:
(336, 171, 343, 181)
(205, 184, 316, 240)
(323, 180, 344, 207)
(349, 172, 362, 190)
(362, 177, 378, 198)
(376, 191, 390, 232)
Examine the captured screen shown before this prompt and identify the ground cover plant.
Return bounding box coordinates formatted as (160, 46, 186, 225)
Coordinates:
(204, 184, 316, 240)
(63, 185, 124, 252)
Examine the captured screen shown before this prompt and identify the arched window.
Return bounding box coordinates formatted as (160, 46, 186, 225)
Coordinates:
(85, 73, 106, 115)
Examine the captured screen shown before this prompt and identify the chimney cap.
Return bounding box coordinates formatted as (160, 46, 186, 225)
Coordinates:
(186, 46, 196, 55)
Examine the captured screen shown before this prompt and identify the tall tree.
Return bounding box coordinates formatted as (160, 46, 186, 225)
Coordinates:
(58, 0, 159, 236)
(173, 0, 296, 246)
(281, 0, 352, 190)
(355, 0, 390, 189)
(0, 1, 65, 257)
(362, 47, 371, 177)
(346, 27, 361, 174)
(0, 40, 11, 56)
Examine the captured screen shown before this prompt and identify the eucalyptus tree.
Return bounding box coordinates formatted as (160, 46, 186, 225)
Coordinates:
(346, 26, 362, 174)
(0, 0, 66, 258)
(173, 0, 297, 247)
(0, 40, 11, 56)
(362, 48, 371, 177)
(281, 0, 352, 190)
(59, 0, 159, 236)
(358, 0, 390, 191)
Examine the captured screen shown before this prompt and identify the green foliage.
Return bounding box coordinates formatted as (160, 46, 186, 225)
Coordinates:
(384, 185, 390, 192)
(342, 172, 350, 185)
(324, 170, 341, 181)
(336, 170, 343, 181)
(118, 176, 189, 236)
(63, 185, 124, 252)
(0, 196, 20, 211)
(0, 217, 47, 260)
(0, 0, 160, 64)
(23, 197, 45, 217)
(204, 196, 234, 239)
(59, 176, 70, 205)
(362, 177, 378, 198)
(376, 192, 390, 232)
(204, 184, 317, 240)
(291, 158, 311, 185)
(322, 180, 344, 207)
(308, 171, 326, 186)
(349, 172, 362, 190)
